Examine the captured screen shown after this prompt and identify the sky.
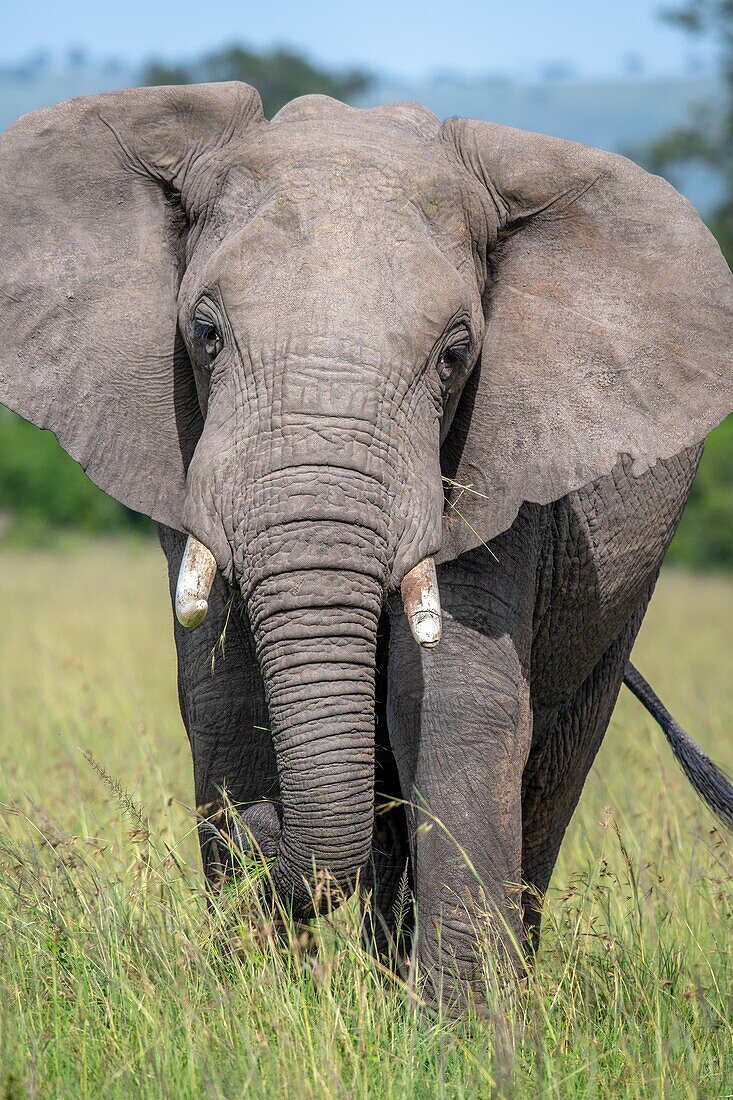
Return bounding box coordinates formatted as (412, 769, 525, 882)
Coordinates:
(0, 0, 718, 81)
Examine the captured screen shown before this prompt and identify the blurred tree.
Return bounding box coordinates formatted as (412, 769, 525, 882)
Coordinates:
(641, 2, 733, 569)
(141, 44, 371, 118)
(0, 409, 151, 544)
(644, 1, 733, 260)
(667, 414, 733, 568)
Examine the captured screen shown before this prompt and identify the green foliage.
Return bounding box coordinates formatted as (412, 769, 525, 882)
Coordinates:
(0, 410, 151, 544)
(668, 415, 733, 567)
(0, 551, 731, 1096)
(141, 43, 371, 118)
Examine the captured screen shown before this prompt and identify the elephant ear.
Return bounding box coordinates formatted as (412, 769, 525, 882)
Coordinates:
(438, 119, 733, 562)
(0, 82, 263, 529)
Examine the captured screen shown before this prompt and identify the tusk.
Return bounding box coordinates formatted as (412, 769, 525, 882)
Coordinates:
(175, 536, 218, 629)
(401, 557, 442, 649)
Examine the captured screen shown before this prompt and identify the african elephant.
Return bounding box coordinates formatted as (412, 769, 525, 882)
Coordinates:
(1, 82, 732, 1005)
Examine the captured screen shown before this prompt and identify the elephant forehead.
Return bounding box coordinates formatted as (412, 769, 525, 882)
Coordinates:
(210, 114, 469, 236)
(183, 112, 483, 336)
(193, 159, 478, 309)
(204, 216, 472, 342)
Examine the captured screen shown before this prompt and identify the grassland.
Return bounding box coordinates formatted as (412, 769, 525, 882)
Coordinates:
(0, 544, 731, 1098)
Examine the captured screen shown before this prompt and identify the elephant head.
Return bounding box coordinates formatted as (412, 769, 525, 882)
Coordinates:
(1, 83, 731, 914)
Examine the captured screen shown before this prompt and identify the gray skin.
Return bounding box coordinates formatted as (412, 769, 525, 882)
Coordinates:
(1, 83, 731, 1004)
(157, 443, 701, 986)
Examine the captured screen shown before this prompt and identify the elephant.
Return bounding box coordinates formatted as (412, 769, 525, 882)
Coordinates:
(1, 81, 732, 1006)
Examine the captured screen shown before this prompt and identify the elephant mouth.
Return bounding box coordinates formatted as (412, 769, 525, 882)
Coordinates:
(175, 534, 443, 649)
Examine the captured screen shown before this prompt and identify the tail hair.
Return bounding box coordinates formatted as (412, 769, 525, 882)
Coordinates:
(625, 662, 733, 832)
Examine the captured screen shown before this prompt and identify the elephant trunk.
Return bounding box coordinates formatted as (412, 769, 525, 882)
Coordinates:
(175, 528, 442, 913)
(240, 527, 386, 915)
(176, 423, 444, 914)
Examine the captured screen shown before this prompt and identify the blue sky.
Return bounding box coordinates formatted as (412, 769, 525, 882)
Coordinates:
(2, 0, 717, 80)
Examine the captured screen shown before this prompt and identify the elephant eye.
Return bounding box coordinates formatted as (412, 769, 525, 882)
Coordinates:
(437, 343, 470, 381)
(194, 319, 223, 362)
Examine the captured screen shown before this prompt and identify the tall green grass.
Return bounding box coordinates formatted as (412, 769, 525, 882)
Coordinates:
(0, 546, 731, 1097)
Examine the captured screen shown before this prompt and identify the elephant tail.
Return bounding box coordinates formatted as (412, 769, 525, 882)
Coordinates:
(624, 662, 733, 832)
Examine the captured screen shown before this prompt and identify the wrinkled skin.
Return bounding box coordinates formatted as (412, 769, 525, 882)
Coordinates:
(0, 84, 731, 1007)
(159, 443, 701, 993)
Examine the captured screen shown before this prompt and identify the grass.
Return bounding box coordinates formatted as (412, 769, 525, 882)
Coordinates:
(0, 543, 731, 1098)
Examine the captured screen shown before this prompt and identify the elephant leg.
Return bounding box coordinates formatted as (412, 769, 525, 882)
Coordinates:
(363, 620, 413, 963)
(157, 525, 276, 882)
(521, 588, 655, 946)
(387, 537, 539, 1004)
(361, 618, 413, 960)
(362, 744, 412, 960)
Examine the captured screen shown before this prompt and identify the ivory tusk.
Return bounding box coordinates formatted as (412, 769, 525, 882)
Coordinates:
(175, 536, 218, 629)
(401, 557, 442, 649)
